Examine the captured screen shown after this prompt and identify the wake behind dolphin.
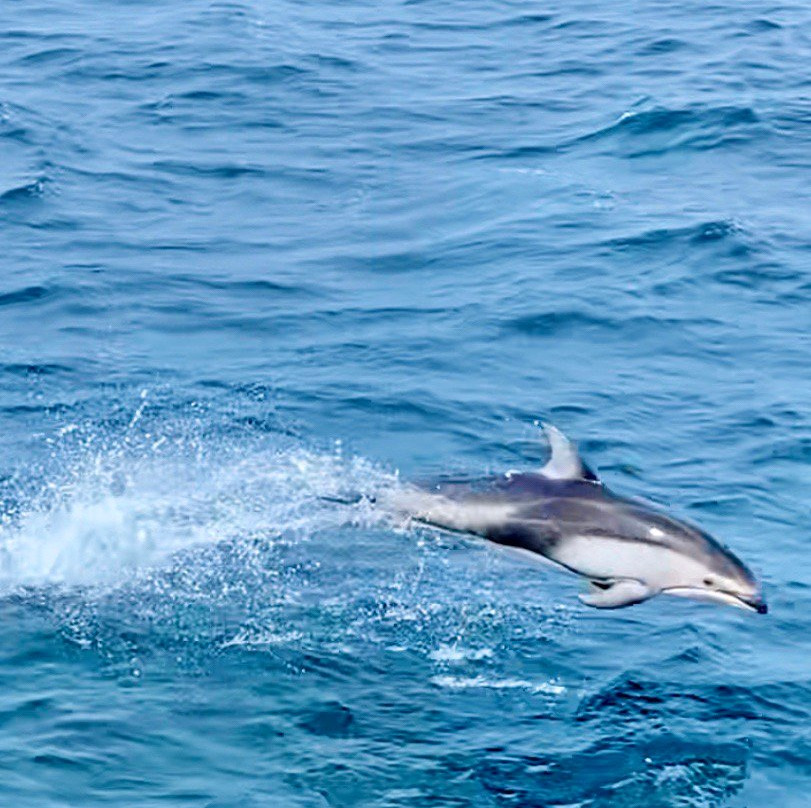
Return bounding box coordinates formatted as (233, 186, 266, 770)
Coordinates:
(383, 425, 766, 613)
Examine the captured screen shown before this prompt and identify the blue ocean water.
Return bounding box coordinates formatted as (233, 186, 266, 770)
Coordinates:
(1, 0, 809, 804)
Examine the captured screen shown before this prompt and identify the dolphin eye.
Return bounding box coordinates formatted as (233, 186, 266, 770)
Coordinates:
(703, 577, 714, 586)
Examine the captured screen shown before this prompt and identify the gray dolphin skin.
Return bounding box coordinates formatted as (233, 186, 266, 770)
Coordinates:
(387, 425, 767, 613)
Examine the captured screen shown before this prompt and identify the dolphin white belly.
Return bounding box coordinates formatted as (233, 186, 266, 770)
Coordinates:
(549, 536, 709, 591)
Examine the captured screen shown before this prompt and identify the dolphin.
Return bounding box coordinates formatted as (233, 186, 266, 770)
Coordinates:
(385, 425, 766, 613)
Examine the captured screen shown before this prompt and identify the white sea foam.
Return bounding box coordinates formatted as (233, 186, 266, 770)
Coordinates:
(430, 674, 565, 695)
(429, 644, 494, 663)
(0, 431, 398, 594)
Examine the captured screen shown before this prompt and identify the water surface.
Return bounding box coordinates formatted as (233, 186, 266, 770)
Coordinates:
(1, 1, 810, 805)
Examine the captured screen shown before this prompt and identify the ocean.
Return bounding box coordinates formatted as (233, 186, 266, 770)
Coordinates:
(1, 1, 809, 805)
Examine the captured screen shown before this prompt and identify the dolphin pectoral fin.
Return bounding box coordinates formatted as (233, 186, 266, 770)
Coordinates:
(578, 579, 652, 609)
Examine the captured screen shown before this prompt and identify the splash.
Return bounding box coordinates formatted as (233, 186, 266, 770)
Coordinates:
(0, 407, 397, 594)
(0, 397, 570, 678)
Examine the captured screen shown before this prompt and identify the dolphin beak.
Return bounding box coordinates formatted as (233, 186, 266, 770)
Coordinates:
(664, 586, 768, 614)
(737, 593, 768, 614)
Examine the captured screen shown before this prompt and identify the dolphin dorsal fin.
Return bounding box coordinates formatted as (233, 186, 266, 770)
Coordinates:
(540, 424, 599, 482)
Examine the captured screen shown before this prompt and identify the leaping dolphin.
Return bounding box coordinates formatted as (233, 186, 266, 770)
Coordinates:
(385, 425, 766, 613)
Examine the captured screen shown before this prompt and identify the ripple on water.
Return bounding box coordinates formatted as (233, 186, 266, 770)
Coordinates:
(0, 177, 49, 204)
(573, 104, 762, 156)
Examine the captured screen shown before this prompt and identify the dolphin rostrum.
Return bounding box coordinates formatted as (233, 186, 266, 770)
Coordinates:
(385, 425, 767, 613)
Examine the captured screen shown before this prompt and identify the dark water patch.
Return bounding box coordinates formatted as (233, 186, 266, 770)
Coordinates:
(62, 164, 177, 192)
(14, 47, 83, 67)
(602, 220, 774, 283)
(475, 735, 747, 808)
(226, 63, 311, 86)
(168, 274, 323, 299)
(310, 250, 437, 275)
(0, 101, 61, 145)
(744, 18, 783, 33)
(691, 220, 744, 243)
(475, 141, 560, 161)
(686, 494, 751, 515)
(314, 305, 455, 321)
(0, 124, 32, 144)
(572, 104, 761, 156)
(504, 310, 718, 340)
(576, 676, 703, 723)
(310, 54, 361, 72)
(8, 694, 57, 720)
(62, 60, 176, 84)
(150, 160, 267, 179)
(729, 409, 779, 430)
(0, 402, 76, 419)
(751, 436, 811, 465)
(409, 12, 553, 33)
(337, 392, 453, 424)
(767, 101, 811, 138)
(32, 752, 94, 771)
(550, 17, 620, 33)
(0, 178, 48, 204)
(138, 89, 251, 115)
(603, 219, 743, 252)
(713, 262, 802, 289)
(576, 674, 808, 727)
(0, 363, 75, 378)
(142, 241, 220, 254)
(0, 285, 53, 308)
(297, 701, 356, 738)
(596, 105, 758, 138)
(524, 61, 606, 80)
(238, 718, 285, 744)
(26, 217, 86, 234)
(502, 309, 605, 338)
(638, 37, 688, 55)
(133, 99, 290, 133)
(498, 13, 554, 28)
(171, 89, 250, 104)
(1, 30, 82, 42)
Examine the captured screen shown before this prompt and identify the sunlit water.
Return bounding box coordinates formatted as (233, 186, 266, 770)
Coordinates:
(1, 1, 810, 805)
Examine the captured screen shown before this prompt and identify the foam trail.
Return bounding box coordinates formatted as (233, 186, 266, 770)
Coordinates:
(0, 438, 398, 594)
